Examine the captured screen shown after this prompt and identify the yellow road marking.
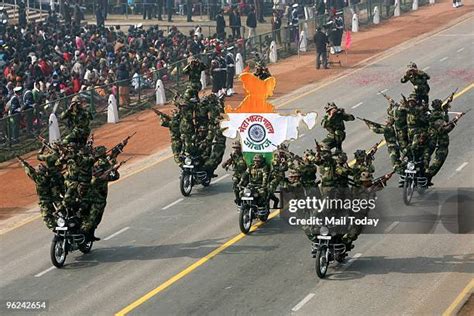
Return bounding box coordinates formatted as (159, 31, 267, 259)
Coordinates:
(115, 82, 474, 315)
(442, 278, 474, 316)
(115, 209, 281, 316)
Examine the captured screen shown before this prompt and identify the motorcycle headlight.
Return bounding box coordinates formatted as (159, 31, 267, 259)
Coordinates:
(320, 226, 329, 236)
(244, 188, 252, 197)
(185, 157, 192, 165)
(57, 217, 66, 227)
(407, 162, 415, 171)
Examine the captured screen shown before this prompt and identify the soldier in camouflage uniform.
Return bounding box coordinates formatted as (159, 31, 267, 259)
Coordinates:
(391, 97, 409, 153)
(61, 97, 93, 146)
(82, 146, 120, 240)
(362, 117, 402, 173)
(298, 149, 318, 188)
(334, 152, 352, 192)
(222, 141, 248, 205)
(321, 103, 355, 152)
(406, 96, 429, 164)
(207, 124, 227, 174)
(155, 108, 183, 164)
(425, 113, 464, 183)
(19, 159, 58, 229)
(239, 154, 269, 207)
(183, 57, 208, 95)
(314, 149, 338, 197)
(351, 149, 373, 187)
(401, 62, 430, 104)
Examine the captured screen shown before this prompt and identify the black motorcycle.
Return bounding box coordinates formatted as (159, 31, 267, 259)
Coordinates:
(399, 160, 428, 205)
(312, 225, 351, 278)
(180, 155, 211, 197)
(50, 210, 93, 268)
(239, 185, 270, 234)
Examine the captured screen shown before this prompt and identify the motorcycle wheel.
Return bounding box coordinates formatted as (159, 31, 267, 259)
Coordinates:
(79, 240, 93, 254)
(180, 174, 193, 196)
(315, 245, 329, 278)
(239, 205, 253, 234)
(50, 236, 67, 268)
(403, 177, 415, 205)
(202, 175, 211, 187)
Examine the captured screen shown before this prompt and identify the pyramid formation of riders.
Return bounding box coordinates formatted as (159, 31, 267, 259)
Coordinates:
(19, 96, 132, 241)
(221, 61, 468, 247)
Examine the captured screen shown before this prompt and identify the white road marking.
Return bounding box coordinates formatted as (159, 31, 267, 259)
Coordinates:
(104, 227, 130, 241)
(456, 162, 468, 172)
(300, 133, 306, 137)
(35, 266, 55, 277)
(384, 221, 400, 233)
(351, 102, 363, 109)
(423, 66, 431, 71)
(440, 56, 449, 62)
(291, 293, 316, 312)
(377, 89, 388, 95)
(457, 47, 465, 53)
(213, 174, 230, 184)
(162, 198, 184, 210)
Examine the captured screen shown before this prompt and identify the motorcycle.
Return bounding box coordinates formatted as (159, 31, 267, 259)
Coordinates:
(50, 210, 93, 268)
(180, 155, 211, 197)
(238, 185, 270, 234)
(399, 160, 428, 205)
(312, 225, 351, 279)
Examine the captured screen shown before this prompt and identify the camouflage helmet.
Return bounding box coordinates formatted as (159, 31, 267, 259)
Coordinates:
(324, 102, 337, 112)
(198, 125, 207, 132)
(431, 99, 443, 109)
(320, 149, 332, 159)
(94, 145, 107, 157)
(303, 149, 315, 161)
(360, 171, 373, 182)
(354, 149, 366, 159)
(232, 140, 241, 149)
(407, 96, 418, 106)
(336, 152, 348, 163)
(253, 154, 264, 163)
(288, 168, 301, 178)
(407, 62, 417, 69)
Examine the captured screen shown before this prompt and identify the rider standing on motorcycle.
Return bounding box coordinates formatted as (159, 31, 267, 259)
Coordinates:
(155, 109, 182, 164)
(321, 103, 355, 152)
(222, 141, 248, 205)
(401, 62, 430, 104)
(239, 154, 269, 207)
(406, 96, 430, 164)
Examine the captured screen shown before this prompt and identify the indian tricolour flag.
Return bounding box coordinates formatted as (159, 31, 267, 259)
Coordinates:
(220, 70, 317, 165)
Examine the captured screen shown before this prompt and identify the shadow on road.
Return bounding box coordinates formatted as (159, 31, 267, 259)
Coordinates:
(326, 253, 474, 280)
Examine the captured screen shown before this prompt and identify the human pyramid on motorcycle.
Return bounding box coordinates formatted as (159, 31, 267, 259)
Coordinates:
(18, 95, 131, 242)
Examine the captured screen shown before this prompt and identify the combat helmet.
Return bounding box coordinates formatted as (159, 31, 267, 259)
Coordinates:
(354, 149, 366, 159)
(431, 99, 443, 110)
(232, 140, 241, 149)
(360, 171, 373, 182)
(407, 62, 417, 69)
(324, 102, 337, 112)
(94, 145, 107, 158)
(253, 154, 264, 164)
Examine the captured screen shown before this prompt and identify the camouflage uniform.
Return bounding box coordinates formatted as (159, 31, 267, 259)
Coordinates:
(239, 154, 269, 207)
(61, 100, 93, 146)
(298, 149, 318, 188)
(406, 97, 429, 163)
(207, 125, 227, 172)
(222, 141, 248, 204)
(334, 152, 352, 189)
(401, 62, 430, 104)
(365, 118, 401, 172)
(391, 101, 409, 153)
(425, 116, 458, 180)
(22, 163, 57, 229)
(82, 146, 120, 235)
(351, 150, 375, 187)
(321, 103, 355, 152)
(160, 110, 183, 164)
(183, 58, 207, 94)
(314, 150, 338, 197)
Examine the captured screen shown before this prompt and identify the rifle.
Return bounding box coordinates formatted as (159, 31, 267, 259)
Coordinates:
(17, 155, 35, 177)
(379, 91, 395, 105)
(357, 117, 382, 128)
(442, 88, 458, 108)
(449, 109, 471, 126)
(366, 140, 383, 161)
(151, 108, 167, 117)
(372, 171, 395, 189)
(314, 139, 321, 154)
(96, 157, 131, 180)
(401, 94, 408, 105)
(108, 132, 136, 159)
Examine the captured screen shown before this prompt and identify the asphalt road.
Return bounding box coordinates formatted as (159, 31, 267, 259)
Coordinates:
(1, 15, 473, 316)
